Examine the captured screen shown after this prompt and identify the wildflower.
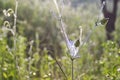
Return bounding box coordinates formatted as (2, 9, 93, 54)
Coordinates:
(67, 39, 79, 59)
(53, 0, 81, 59)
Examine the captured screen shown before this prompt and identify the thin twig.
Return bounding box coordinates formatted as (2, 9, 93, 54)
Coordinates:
(51, 53, 68, 80)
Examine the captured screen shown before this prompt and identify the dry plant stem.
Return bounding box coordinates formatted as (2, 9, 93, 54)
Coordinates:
(79, 26, 82, 45)
(59, 17, 69, 49)
(13, 0, 18, 31)
(13, 0, 19, 79)
(53, 0, 69, 49)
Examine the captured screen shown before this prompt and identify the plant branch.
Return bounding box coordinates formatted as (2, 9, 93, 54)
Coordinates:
(53, 0, 69, 50)
(78, 1, 106, 51)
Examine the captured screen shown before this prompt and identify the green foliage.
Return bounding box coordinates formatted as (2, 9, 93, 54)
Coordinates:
(0, 0, 120, 80)
(100, 41, 120, 80)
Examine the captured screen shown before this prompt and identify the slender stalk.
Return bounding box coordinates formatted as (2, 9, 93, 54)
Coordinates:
(13, 0, 19, 79)
(71, 59, 74, 80)
(1, 50, 4, 80)
(51, 53, 68, 80)
(28, 40, 34, 80)
(55, 58, 68, 80)
(13, 0, 18, 31)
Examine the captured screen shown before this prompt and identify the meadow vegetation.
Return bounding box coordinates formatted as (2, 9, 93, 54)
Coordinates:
(0, 0, 120, 80)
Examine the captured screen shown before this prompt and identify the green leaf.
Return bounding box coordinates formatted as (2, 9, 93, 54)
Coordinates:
(74, 39, 80, 47)
(3, 72, 8, 78)
(100, 18, 109, 25)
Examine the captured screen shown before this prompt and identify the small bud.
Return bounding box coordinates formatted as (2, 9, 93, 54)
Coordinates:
(3, 21, 10, 28)
(100, 18, 109, 25)
(7, 8, 14, 16)
(74, 39, 80, 47)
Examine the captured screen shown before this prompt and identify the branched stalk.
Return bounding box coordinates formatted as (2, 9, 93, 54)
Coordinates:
(78, 1, 106, 51)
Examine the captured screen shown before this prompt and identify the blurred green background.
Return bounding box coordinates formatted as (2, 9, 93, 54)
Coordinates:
(0, 0, 120, 80)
